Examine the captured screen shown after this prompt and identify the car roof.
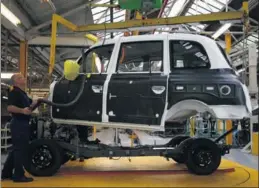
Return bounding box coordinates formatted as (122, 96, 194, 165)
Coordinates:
(93, 33, 216, 47)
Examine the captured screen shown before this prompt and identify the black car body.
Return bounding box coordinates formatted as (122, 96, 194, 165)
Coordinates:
(49, 34, 252, 131)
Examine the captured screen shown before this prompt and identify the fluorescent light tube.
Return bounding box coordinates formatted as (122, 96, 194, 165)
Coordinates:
(212, 23, 232, 39)
(1, 3, 21, 26)
(1, 73, 15, 79)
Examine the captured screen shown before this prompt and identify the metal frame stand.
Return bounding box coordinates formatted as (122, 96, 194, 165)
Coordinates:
(241, 43, 258, 153)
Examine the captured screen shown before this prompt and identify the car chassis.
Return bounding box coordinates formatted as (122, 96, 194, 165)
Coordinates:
(25, 120, 236, 177)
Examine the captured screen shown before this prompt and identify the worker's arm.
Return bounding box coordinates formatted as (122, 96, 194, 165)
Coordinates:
(7, 105, 31, 115)
(31, 99, 38, 107)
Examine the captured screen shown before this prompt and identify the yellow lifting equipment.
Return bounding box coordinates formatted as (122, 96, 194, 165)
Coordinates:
(49, 10, 248, 77)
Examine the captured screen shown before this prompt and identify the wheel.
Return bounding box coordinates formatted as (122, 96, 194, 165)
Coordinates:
(168, 135, 190, 146)
(168, 135, 191, 164)
(25, 139, 62, 176)
(185, 138, 221, 175)
(56, 146, 71, 165)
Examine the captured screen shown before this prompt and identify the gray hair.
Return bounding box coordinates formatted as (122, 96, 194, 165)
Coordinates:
(10, 73, 19, 86)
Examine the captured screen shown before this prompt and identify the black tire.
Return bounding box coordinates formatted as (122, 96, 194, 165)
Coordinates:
(168, 135, 191, 164)
(185, 138, 221, 175)
(168, 135, 190, 147)
(171, 155, 186, 163)
(56, 146, 71, 165)
(25, 139, 62, 177)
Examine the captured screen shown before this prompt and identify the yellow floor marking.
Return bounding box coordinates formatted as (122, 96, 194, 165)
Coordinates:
(1, 157, 258, 187)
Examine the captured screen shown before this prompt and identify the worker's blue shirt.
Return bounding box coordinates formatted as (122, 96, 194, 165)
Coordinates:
(8, 86, 32, 121)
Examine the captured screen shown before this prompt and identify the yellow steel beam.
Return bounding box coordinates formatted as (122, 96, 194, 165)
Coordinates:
(76, 11, 244, 32)
(53, 14, 77, 31)
(19, 40, 28, 85)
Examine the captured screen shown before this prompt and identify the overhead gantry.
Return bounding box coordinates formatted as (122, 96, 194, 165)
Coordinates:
(48, 1, 249, 77)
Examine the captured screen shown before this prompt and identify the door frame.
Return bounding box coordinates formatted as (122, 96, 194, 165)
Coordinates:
(103, 35, 170, 127)
(51, 35, 170, 131)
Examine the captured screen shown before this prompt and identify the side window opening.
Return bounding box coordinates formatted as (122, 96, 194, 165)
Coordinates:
(116, 41, 163, 73)
(170, 40, 210, 69)
(79, 44, 114, 73)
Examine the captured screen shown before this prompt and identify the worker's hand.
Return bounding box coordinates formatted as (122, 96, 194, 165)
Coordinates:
(22, 107, 32, 115)
(30, 99, 41, 111)
(31, 100, 38, 106)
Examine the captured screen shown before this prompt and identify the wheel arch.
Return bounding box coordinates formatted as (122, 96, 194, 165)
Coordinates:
(165, 99, 217, 122)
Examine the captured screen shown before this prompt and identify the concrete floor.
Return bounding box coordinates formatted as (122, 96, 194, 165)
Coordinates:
(1, 156, 258, 187)
(1, 128, 258, 187)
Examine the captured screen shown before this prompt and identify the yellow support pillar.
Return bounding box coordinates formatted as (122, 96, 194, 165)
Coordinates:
(242, 0, 249, 14)
(252, 132, 258, 155)
(132, 11, 142, 35)
(217, 119, 223, 133)
(49, 15, 57, 76)
(49, 14, 77, 76)
(190, 117, 195, 137)
(225, 32, 231, 54)
(225, 120, 233, 145)
(129, 132, 137, 147)
(19, 40, 28, 86)
(93, 126, 96, 140)
(124, 10, 131, 36)
(242, 0, 249, 35)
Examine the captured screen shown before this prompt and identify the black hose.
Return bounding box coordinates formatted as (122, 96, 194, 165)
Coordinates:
(30, 49, 87, 112)
(30, 75, 86, 111)
(214, 124, 238, 143)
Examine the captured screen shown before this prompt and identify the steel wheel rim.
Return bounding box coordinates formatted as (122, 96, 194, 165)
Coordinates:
(31, 145, 54, 169)
(192, 148, 214, 168)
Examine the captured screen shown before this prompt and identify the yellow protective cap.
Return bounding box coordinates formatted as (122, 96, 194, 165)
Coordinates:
(63, 60, 80, 81)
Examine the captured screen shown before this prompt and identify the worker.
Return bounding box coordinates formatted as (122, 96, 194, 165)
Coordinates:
(1, 73, 36, 182)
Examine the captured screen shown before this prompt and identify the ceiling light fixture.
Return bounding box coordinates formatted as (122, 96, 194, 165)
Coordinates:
(1, 3, 21, 26)
(212, 23, 232, 39)
(1, 72, 16, 79)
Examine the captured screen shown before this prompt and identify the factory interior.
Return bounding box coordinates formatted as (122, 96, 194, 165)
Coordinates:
(0, 0, 259, 187)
